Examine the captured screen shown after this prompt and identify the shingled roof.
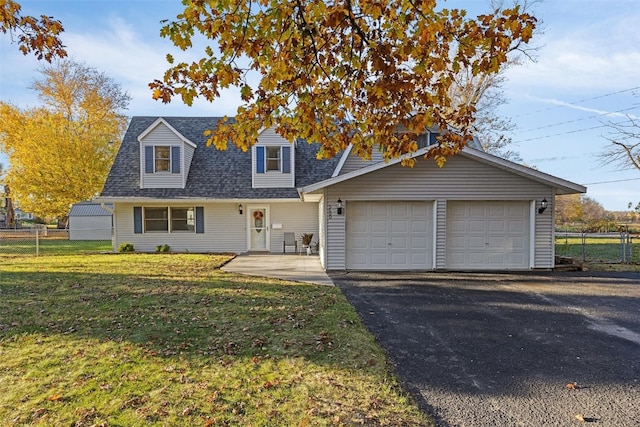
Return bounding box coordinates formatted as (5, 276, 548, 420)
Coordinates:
(100, 117, 342, 200)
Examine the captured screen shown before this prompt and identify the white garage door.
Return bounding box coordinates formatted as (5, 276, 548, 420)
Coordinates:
(447, 201, 530, 270)
(347, 202, 433, 270)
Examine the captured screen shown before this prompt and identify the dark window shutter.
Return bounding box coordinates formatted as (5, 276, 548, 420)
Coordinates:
(429, 132, 439, 146)
(134, 207, 143, 233)
(195, 206, 204, 233)
(282, 146, 291, 173)
(256, 146, 265, 173)
(171, 146, 181, 173)
(144, 146, 153, 173)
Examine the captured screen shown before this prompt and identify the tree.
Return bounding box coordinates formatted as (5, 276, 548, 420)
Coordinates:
(555, 194, 608, 231)
(449, 64, 521, 161)
(0, 0, 66, 62)
(151, 0, 536, 166)
(600, 115, 640, 172)
(0, 60, 130, 225)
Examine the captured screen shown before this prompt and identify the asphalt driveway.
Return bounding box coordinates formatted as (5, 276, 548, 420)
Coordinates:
(331, 271, 640, 427)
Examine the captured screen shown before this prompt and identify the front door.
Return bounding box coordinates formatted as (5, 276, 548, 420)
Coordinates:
(248, 206, 270, 251)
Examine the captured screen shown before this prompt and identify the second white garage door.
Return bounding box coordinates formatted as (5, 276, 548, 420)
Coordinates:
(346, 201, 434, 270)
(447, 201, 530, 270)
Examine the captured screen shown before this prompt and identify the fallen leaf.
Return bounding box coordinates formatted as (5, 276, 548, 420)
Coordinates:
(566, 382, 578, 390)
(48, 394, 62, 401)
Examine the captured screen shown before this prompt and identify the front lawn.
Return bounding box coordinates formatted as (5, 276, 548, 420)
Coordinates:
(0, 254, 430, 426)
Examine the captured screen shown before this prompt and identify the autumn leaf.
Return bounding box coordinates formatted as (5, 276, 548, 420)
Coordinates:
(0, 60, 129, 222)
(0, 1, 67, 62)
(151, 0, 537, 164)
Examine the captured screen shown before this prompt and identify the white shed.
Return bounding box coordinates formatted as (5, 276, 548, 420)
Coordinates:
(68, 202, 113, 240)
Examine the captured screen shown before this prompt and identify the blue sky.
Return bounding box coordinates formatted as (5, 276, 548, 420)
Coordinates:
(1, 0, 639, 211)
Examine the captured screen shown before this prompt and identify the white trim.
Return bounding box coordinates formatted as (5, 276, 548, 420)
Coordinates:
(332, 144, 354, 177)
(94, 197, 301, 204)
(137, 117, 198, 148)
(529, 200, 536, 269)
(432, 200, 438, 269)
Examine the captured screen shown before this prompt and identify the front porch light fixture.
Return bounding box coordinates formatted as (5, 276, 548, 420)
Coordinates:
(337, 198, 343, 215)
(538, 198, 548, 214)
(238, 204, 243, 215)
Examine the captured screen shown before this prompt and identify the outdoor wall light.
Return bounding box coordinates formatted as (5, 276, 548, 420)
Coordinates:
(337, 198, 343, 215)
(538, 198, 548, 214)
(238, 204, 243, 215)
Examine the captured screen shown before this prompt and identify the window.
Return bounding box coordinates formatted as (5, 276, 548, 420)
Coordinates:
(155, 146, 171, 172)
(255, 145, 290, 174)
(144, 207, 169, 232)
(393, 132, 439, 149)
(142, 207, 195, 232)
(170, 207, 195, 232)
(266, 146, 281, 171)
(135, 207, 203, 234)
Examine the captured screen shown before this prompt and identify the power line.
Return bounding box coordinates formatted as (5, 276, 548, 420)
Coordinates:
(519, 105, 640, 133)
(582, 177, 640, 185)
(512, 124, 608, 145)
(512, 86, 640, 119)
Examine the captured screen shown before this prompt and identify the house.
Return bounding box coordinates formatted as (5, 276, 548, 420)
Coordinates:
(97, 116, 586, 271)
(68, 201, 113, 240)
(14, 208, 34, 222)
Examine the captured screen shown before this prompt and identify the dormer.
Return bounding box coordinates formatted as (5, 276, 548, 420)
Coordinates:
(334, 126, 440, 176)
(252, 127, 295, 188)
(138, 118, 197, 189)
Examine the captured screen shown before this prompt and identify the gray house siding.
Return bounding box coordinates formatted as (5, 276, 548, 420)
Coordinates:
(252, 128, 295, 189)
(323, 155, 554, 270)
(112, 200, 318, 253)
(339, 147, 385, 175)
(140, 124, 188, 189)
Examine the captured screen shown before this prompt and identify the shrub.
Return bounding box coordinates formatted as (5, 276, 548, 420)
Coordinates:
(118, 242, 135, 253)
(156, 244, 170, 253)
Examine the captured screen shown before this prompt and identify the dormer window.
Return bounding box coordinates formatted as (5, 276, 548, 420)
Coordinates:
(256, 145, 290, 174)
(154, 146, 171, 172)
(144, 145, 181, 174)
(251, 128, 295, 188)
(266, 146, 281, 171)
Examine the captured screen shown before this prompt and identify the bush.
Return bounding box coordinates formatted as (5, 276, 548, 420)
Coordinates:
(118, 242, 135, 253)
(156, 244, 170, 253)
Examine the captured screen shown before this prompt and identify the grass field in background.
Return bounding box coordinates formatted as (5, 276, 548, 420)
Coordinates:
(0, 253, 430, 426)
(555, 235, 638, 264)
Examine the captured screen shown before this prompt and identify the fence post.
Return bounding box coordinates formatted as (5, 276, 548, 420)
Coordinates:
(35, 228, 39, 256)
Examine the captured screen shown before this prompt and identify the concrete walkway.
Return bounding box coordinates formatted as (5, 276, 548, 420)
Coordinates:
(222, 253, 334, 286)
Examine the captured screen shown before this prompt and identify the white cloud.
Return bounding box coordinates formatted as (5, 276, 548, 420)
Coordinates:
(505, 3, 640, 94)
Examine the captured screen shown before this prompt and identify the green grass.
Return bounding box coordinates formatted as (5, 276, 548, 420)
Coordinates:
(0, 254, 430, 426)
(555, 236, 639, 264)
(0, 239, 112, 256)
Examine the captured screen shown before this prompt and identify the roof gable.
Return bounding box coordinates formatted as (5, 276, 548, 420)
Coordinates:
(137, 117, 197, 148)
(301, 145, 586, 196)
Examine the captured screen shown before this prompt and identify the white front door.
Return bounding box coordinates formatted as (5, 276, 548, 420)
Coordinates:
(248, 206, 270, 251)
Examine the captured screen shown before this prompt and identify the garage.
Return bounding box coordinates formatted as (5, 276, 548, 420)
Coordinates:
(447, 201, 530, 270)
(346, 201, 434, 270)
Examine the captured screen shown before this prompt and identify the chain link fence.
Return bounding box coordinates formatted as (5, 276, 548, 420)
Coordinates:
(0, 227, 113, 256)
(555, 230, 638, 264)
(2, 226, 638, 263)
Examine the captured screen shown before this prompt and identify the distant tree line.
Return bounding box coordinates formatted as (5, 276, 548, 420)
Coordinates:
(555, 194, 640, 233)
